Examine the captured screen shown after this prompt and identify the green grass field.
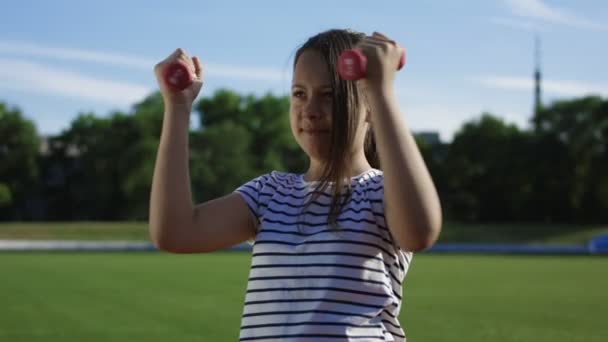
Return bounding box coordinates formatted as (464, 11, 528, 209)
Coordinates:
(1, 252, 606, 342)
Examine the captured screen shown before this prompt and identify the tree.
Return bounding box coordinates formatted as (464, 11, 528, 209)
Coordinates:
(0, 183, 12, 207)
(190, 122, 256, 202)
(241, 92, 305, 174)
(195, 89, 307, 176)
(55, 112, 118, 219)
(0, 102, 40, 220)
(532, 96, 608, 222)
(11, 88, 604, 224)
(443, 114, 534, 222)
(197, 89, 244, 129)
(122, 93, 165, 219)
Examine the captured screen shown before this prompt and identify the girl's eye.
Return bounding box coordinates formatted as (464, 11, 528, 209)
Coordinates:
(292, 90, 305, 98)
(322, 92, 333, 99)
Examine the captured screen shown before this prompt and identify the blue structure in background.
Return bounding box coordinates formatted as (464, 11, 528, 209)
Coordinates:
(588, 234, 608, 255)
(427, 243, 590, 255)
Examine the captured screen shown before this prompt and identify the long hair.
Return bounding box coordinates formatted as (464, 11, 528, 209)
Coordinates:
(293, 29, 379, 229)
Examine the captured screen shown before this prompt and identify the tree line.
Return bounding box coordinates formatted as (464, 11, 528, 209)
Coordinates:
(1, 90, 606, 223)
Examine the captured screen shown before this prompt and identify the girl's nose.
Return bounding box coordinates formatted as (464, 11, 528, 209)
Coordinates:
(303, 98, 322, 119)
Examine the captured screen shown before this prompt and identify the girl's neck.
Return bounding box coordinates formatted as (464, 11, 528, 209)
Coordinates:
(303, 155, 372, 182)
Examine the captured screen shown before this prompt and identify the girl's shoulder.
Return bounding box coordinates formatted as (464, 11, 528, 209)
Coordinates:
(268, 170, 301, 183)
(351, 168, 383, 186)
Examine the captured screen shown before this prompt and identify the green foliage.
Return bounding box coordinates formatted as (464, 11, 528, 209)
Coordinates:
(54, 112, 132, 219)
(0, 89, 306, 221)
(533, 96, 608, 221)
(0, 91, 606, 223)
(443, 114, 534, 221)
(0, 103, 40, 219)
(441, 97, 608, 223)
(191, 89, 306, 201)
(190, 121, 256, 201)
(0, 183, 12, 207)
(195, 89, 306, 175)
(0, 104, 40, 184)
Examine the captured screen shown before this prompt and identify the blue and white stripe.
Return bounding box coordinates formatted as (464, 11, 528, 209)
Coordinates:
(236, 169, 412, 341)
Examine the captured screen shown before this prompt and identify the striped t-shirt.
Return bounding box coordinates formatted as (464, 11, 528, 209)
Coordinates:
(235, 169, 413, 341)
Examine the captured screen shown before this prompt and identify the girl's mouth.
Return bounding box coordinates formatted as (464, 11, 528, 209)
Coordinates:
(302, 129, 329, 135)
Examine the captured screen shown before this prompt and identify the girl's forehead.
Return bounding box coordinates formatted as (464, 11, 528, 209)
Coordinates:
(293, 50, 331, 86)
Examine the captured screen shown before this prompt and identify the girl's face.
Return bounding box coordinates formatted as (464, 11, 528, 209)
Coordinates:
(290, 49, 334, 162)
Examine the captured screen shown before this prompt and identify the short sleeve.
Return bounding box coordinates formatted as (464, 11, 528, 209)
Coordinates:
(234, 174, 270, 224)
(367, 172, 412, 264)
(362, 170, 386, 235)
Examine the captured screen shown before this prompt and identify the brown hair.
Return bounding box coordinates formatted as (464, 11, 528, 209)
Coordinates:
(293, 29, 379, 229)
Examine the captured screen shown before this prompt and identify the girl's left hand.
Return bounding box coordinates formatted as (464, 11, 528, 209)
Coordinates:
(357, 32, 403, 89)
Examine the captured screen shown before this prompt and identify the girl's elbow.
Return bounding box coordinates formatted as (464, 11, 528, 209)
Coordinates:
(401, 234, 437, 252)
(151, 236, 194, 254)
(149, 229, 174, 252)
(148, 222, 184, 253)
(400, 219, 442, 252)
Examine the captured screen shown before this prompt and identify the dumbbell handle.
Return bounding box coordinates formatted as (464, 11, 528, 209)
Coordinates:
(338, 49, 406, 81)
(163, 62, 193, 91)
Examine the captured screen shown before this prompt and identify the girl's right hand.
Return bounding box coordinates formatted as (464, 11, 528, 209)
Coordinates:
(154, 48, 203, 109)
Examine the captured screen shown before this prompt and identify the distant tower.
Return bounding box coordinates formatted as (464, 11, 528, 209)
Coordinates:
(534, 35, 542, 117)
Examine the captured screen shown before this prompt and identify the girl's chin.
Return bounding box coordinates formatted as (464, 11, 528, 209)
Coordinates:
(302, 146, 330, 161)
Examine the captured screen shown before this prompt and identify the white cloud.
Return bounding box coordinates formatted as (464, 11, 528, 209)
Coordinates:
(0, 40, 287, 82)
(504, 0, 563, 21)
(488, 16, 548, 32)
(0, 41, 154, 68)
(502, 0, 608, 31)
(0, 58, 151, 106)
(471, 75, 608, 97)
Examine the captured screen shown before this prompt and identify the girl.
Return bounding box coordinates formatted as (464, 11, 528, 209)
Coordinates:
(149, 29, 442, 341)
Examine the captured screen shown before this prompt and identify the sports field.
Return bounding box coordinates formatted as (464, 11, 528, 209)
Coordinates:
(1, 252, 606, 341)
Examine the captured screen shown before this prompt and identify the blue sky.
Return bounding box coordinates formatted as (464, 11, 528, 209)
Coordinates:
(1, 0, 607, 142)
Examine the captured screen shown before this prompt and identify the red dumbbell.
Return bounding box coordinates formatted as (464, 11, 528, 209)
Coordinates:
(337, 48, 406, 81)
(163, 62, 193, 91)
